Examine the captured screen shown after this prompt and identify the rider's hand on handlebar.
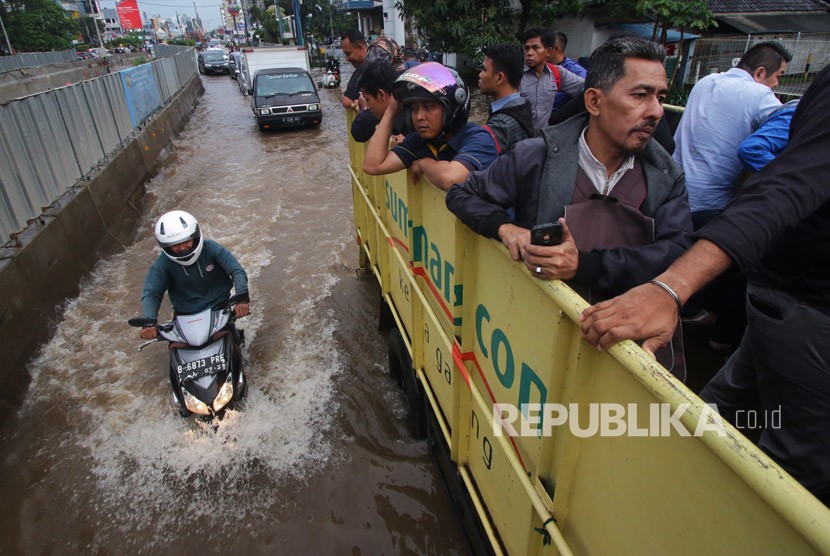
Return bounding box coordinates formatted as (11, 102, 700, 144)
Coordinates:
(235, 303, 250, 318)
(140, 327, 158, 340)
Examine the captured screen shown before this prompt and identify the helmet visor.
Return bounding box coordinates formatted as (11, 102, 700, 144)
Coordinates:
(396, 62, 456, 97)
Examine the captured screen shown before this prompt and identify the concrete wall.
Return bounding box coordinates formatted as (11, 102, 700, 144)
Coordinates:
(0, 75, 204, 425)
(0, 53, 147, 105)
(555, 16, 599, 63)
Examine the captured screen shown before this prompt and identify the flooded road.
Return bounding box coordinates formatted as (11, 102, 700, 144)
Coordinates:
(0, 71, 466, 554)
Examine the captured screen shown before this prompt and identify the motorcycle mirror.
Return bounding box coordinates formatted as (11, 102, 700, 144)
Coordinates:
(128, 317, 157, 327)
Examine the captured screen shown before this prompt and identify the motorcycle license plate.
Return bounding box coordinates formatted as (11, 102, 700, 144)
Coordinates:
(176, 353, 227, 380)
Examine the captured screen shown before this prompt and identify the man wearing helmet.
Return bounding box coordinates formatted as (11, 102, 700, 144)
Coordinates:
(139, 211, 250, 340)
(362, 62, 499, 192)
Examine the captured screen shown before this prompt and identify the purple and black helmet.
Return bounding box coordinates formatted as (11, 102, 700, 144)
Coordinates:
(393, 62, 470, 139)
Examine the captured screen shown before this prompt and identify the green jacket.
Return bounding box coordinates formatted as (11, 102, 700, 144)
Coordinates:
(142, 239, 248, 320)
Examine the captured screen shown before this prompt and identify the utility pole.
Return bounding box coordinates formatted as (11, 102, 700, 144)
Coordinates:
(291, 0, 303, 46)
(275, 0, 284, 45)
(92, 0, 105, 48)
(193, 2, 204, 41)
(0, 9, 14, 54)
(241, 0, 251, 44)
(327, 0, 333, 44)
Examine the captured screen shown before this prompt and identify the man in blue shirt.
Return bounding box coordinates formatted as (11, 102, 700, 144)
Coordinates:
(350, 62, 407, 144)
(549, 31, 588, 113)
(363, 62, 498, 191)
(479, 43, 534, 153)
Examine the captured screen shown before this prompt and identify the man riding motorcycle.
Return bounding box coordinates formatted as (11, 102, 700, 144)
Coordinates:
(140, 210, 250, 340)
(326, 56, 340, 74)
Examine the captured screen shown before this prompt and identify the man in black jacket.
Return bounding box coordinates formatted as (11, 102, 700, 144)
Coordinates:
(350, 62, 406, 144)
(479, 43, 534, 153)
(581, 66, 830, 506)
(446, 38, 691, 300)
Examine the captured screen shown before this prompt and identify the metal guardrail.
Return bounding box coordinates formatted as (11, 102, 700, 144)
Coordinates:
(0, 45, 197, 244)
(0, 50, 78, 73)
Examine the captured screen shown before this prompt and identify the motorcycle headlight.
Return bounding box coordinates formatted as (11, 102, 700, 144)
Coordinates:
(308, 104, 319, 111)
(183, 388, 211, 415)
(259, 108, 270, 115)
(213, 375, 234, 412)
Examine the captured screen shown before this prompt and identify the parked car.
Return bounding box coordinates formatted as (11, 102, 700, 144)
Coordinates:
(198, 49, 230, 75)
(229, 51, 243, 81)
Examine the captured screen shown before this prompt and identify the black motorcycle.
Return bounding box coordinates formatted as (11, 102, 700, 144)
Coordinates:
(129, 294, 248, 419)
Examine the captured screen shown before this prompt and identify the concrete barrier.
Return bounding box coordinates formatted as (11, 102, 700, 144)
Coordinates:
(0, 75, 204, 425)
(0, 54, 147, 105)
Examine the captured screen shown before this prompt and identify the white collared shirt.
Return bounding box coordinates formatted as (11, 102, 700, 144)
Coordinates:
(672, 67, 781, 212)
(578, 127, 635, 195)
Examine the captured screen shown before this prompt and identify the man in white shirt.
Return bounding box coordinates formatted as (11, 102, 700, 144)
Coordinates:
(672, 41, 791, 349)
(673, 41, 791, 225)
(519, 27, 585, 135)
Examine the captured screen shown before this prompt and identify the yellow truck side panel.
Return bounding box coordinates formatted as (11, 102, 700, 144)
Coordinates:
(345, 111, 830, 555)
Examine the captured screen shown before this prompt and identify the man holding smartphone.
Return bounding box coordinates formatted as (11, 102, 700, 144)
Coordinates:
(446, 37, 692, 300)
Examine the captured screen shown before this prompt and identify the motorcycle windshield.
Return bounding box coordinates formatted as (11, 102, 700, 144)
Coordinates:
(173, 306, 228, 346)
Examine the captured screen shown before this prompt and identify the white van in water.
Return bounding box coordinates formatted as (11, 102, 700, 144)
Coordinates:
(240, 46, 321, 131)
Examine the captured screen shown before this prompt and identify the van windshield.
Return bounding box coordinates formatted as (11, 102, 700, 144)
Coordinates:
(256, 73, 314, 96)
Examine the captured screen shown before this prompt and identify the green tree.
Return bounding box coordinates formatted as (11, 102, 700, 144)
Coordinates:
(4, 0, 76, 52)
(394, 0, 583, 56)
(602, 0, 716, 88)
(394, 0, 516, 56)
(258, 0, 353, 45)
(603, 0, 715, 43)
(107, 34, 144, 50)
(248, 4, 262, 26)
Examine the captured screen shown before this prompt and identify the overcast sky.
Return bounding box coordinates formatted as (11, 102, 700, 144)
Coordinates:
(99, 0, 226, 31)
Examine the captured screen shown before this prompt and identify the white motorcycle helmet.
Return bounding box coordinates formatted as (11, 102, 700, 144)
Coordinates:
(155, 210, 204, 266)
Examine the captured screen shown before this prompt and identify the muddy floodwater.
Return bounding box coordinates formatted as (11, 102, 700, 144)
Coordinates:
(0, 69, 467, 554)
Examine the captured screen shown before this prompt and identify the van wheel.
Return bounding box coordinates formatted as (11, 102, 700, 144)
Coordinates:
(389, 328, 426, 439)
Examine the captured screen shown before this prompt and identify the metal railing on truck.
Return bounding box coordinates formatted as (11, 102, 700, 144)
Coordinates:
(346, 112, 830, 555)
